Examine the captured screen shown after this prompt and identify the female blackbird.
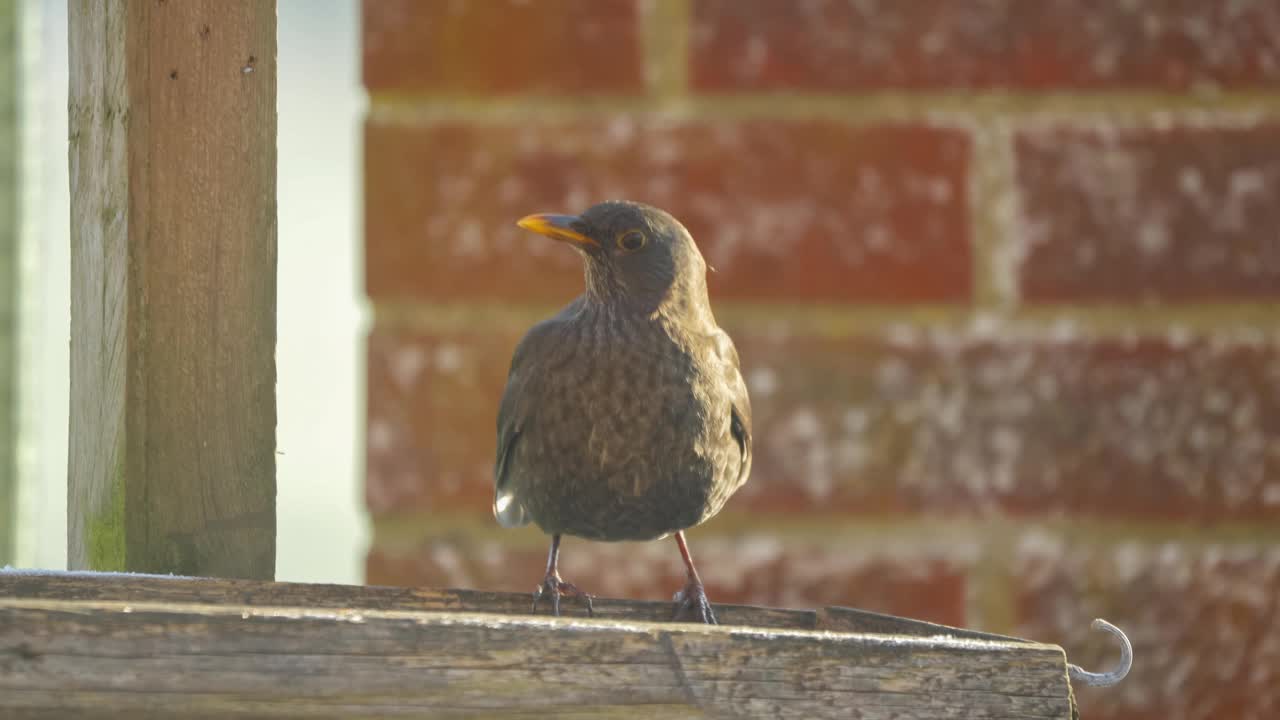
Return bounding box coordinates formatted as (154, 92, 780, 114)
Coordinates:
(494, 201, 752, 624)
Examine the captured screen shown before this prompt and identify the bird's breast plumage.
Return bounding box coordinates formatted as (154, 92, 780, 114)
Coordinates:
(507, 306, 744, 541)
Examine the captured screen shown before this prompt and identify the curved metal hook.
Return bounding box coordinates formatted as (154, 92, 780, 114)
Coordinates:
(1067, 618, 1133, 688)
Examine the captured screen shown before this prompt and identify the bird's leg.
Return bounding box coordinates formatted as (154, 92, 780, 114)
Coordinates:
(531, 534, 594, 617)
(671, 531, 718, 624)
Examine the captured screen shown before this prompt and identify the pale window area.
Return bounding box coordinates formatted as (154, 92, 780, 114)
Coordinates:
(11, 0, 368, 584)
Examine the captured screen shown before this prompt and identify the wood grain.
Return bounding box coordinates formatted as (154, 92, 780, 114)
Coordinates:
(67, 0, 276, 577)
(0, 0, 18, 565)
(0, 593, 1075, 719)
(2, 571, 813, 629)
(0, 571, 1029, 640)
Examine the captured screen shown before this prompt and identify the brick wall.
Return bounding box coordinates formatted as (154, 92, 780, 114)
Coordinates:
(361, 3, 1280, 719)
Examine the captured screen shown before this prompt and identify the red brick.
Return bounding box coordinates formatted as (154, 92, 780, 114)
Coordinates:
(368, 327, 1280, 521)
(367, 533, 968, 625)
(1014, 535, 1280, 720)
(365, 119, 972, 304)
(362, 0, 642, 94)
(741, 332, 1280, 520)
(365, 328, 516, 515)
(1016, 125, 1280, 302)
(691, 0, 1280, 91)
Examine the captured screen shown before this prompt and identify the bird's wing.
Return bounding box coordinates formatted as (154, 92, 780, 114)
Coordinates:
(494, 334, 542, 527)
(493, 304, 577, 527)
(713, 329, 753, 489)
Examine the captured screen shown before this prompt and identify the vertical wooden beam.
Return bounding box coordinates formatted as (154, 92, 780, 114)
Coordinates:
(0, 0, 18, 565)
(68, 0, 277, 578)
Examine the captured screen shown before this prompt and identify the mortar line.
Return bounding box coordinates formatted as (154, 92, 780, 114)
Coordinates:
(369, 300, 1280, 342)
(640, 0, 691, 107)
(366, 91, 1280, 125)
(969, 519, 1019, 635)
(369, 511, 1280, 553)
(968, 118, 1019, 310)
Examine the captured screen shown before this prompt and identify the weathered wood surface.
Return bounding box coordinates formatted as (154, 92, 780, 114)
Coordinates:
(67, 0, 276, 577)
(0, 571, 1026, 640)
(0, 592, 1075, 719)
(0, 573, 1080, 718)
(0, 0, 18, 565)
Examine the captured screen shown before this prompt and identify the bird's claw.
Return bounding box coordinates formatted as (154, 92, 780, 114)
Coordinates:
(672, 581, 718, 625)
(532, 574, 594, 617)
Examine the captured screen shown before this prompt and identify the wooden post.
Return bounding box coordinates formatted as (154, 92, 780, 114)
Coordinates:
(67, 0, 277, 577)
(0, 0, 19, 565)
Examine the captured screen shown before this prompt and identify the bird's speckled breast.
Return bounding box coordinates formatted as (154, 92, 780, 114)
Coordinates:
(514, 309, 740, 541)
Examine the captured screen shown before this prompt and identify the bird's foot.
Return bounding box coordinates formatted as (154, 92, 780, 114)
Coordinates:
(531, 573, 594, 618)
(672, 580, 718, 625)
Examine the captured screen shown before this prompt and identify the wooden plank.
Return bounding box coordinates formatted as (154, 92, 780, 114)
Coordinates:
(816, 606, 1032, 643)
(0, 596, 1075, 719)
(0, 571, 816, 629)
(66, 0, 276, 577)
(1, 571, 1043, 640)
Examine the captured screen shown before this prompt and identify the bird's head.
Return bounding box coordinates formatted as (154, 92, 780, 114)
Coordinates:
(517, 201, 709, 315)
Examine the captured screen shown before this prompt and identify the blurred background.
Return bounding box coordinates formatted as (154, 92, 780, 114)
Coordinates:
(5, 1, 1280, 719)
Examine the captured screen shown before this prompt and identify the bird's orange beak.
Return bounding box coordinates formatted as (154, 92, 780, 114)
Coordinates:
(516, 213, 599, 249)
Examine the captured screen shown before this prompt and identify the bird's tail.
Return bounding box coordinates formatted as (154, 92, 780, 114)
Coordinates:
(493, 489, 531, 528)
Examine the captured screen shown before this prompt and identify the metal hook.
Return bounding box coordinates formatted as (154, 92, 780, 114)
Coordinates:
(1067, 618, 1133, 688)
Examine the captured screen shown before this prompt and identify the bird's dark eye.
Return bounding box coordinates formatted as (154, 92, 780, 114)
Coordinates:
(618, 230, 647, 252)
